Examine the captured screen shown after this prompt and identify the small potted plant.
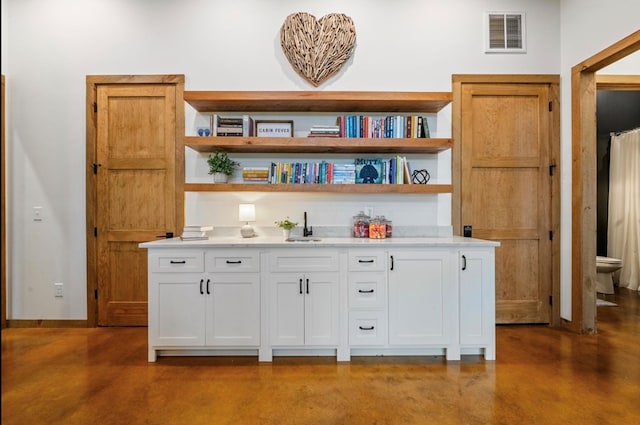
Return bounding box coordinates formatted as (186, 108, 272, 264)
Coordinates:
(275, 217, 298, 239)
(207, 152, 239, 183)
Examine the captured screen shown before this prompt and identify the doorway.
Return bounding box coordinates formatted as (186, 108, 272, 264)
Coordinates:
(570, 31, 640, 334)
(86, 75, 185, 327)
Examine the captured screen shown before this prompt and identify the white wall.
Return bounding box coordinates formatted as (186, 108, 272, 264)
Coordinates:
(558, 0, 640, 320)
(0, 0, 634, 321)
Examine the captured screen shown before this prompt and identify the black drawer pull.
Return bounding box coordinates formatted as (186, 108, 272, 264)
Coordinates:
(358, 259, 375, 263)
(462, 255, 467, 271)
(299, 278, 303, 295)
(359, 326, 375, 331)
(226, 260, 242, 264)
(199, 279, 204, 295)
(170, 260, 186, 264)
(206, 279, 211, 295)
(358, 289, 374, 293)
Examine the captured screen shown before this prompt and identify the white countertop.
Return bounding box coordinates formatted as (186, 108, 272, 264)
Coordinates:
(140, 236, 500, 249)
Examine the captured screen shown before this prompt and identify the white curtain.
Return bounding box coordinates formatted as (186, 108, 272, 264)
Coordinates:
(608, 128, 640, 291)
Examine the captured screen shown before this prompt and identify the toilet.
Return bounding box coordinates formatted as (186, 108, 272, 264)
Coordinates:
(596, 256, 623, 294)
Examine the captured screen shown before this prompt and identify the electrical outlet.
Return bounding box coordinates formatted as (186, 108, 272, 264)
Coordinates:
(54, 282, 64, 297)
(33, 206, 43, 222)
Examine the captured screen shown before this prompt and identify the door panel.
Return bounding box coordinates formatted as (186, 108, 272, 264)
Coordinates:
(96, 84, 179, 326)
(460, 83, 552, 324)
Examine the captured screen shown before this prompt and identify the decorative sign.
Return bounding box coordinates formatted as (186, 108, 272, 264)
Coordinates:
(254, 120, 294, 138)
(280, 12, 356, 87)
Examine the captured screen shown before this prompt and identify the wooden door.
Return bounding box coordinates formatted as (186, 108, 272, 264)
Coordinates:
(93, 81, 183, 326)
(459, 83, 553, 324)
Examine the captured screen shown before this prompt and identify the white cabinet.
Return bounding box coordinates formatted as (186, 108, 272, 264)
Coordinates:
(388, 250, 457, 352)
(147, 249, 260, 361)
(458, 249, 496, 360)
(347, 250, 387, 346)
(268, 250, 340, 348)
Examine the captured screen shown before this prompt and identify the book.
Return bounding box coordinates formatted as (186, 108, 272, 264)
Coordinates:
(180, 235, 209, 241)
(355, 158, 384, 184)
(242, 115, 254, 136)
(183, 225, 213, 232)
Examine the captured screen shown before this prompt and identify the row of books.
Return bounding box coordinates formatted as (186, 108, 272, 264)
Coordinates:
(209, 115, 254, 137)
(337, 115, 430, 139)
(180, 225, 213, 241)
(258, 157, 415, 185)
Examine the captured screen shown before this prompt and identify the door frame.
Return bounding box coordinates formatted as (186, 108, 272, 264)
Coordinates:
(86, 75, 185, 327)
(570, 30, 640, 334)
(452, 74, 562, 326)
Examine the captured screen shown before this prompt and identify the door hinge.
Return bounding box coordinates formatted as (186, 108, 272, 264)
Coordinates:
(549, 230, 553, 240)
(549, 163, 556, 176)
(94, 102, 97, 113)
(95, 289, 98, 299)
(548, 101, 552, 111)
(94, 227, 98, 237)
(549, 295, 553, 305)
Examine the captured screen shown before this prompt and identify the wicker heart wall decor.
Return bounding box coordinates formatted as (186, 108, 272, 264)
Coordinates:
(280, 12, 356, 87)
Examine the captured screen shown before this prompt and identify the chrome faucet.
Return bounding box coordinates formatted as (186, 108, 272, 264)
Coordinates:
(303, 212, 313, 237)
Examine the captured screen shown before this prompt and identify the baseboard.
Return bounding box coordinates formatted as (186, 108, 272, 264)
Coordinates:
(6, 319, 88, 328)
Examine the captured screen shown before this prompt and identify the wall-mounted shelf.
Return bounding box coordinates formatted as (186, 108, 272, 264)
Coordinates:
(184, 183, 453, 193)
(185, 136, 452, 154)
(184, 91, 452, 113)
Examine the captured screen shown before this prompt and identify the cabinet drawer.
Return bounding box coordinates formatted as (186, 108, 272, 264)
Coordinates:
(349, 311, 387, 346)
(348, 251, 386, 271)
(149, 250, 204, 273)
(269, 250, 338, 272)
(348, 272, 386, 309)
(206, 250, 260, 272)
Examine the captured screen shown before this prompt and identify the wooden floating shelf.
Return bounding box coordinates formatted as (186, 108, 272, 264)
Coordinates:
(185, 137, 452, 154)
(184, 91, 452, 113)
(184, 183, 453, 194)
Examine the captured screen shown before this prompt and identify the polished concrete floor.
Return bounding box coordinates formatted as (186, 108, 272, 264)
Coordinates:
(2, 288, 639, 425)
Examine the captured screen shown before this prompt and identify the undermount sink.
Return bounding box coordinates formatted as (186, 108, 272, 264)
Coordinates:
(285, 236, 323, 242)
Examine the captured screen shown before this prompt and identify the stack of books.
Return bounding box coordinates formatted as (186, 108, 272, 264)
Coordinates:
(211, 115, 254, 137)
(181, 225, 213, 241)
(308, 125, 341, 137)
(242, 167, 269, 182)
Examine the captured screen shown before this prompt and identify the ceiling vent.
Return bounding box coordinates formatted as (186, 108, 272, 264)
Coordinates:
(484, 12, 526, 53)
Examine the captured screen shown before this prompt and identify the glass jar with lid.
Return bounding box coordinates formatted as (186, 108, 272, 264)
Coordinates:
(352, 211, 370, 238)
(369, 216, 386, 239)
(380, 215, 392, 238)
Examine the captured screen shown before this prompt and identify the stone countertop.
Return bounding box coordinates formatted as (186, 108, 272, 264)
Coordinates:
(140, 236, 500, 249)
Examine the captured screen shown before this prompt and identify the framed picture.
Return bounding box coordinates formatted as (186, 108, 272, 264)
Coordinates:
(254, 120, 294, 138)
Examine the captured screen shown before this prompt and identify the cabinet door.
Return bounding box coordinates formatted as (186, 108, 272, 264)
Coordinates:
(269, 273, 305, 346)
(388, 250, 454, 345)
(305, 272, 339, 346)
(149, 273, 206, 347)
(207, 273, 260, 346)
(459, 249, 495, 351)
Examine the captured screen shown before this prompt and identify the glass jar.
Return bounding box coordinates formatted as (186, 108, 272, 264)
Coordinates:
(369, 216, 386, 239)
(352, 211, 370, 238)
(380, 216, 392, 238)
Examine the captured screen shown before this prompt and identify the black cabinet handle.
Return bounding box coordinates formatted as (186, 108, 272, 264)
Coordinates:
(206, 279, 211, 295)
(156, 232, 174, 239)
(226, 260, 242, 264)
(170, 260, 186, 264)
(199, 279, 204, 295)
(358, 289, 374, 293)
(299, 278, 303, 295)
(390, 255, 394, 271)
(462, 255, 467, 271)
(358, 259, 374, 263)
(306, 278, 310, 294)
(359, 326, 375, 331)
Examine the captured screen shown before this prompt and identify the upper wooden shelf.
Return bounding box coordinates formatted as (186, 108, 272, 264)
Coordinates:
(185, 136, 452, 154)
(184, 91, 452, 113)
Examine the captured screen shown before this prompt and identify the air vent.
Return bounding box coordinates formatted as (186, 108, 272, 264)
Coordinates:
(484, 12, 526, 53)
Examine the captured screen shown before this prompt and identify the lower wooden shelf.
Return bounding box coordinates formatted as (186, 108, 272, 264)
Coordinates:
(184, 183, 453, 193)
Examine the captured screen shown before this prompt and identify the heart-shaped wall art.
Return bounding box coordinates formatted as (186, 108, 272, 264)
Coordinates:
(280, 12, 356, 87)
